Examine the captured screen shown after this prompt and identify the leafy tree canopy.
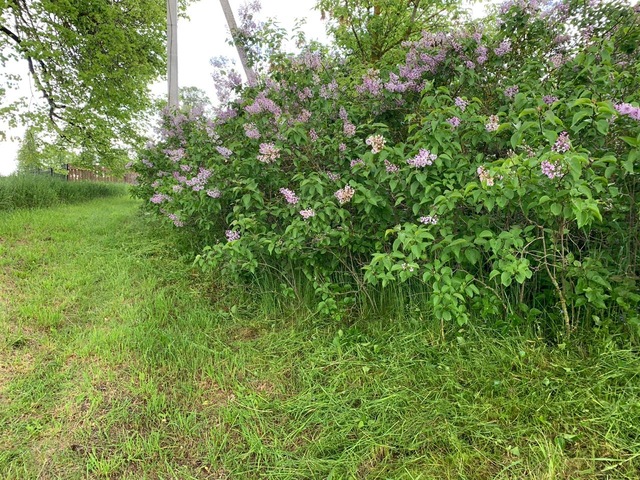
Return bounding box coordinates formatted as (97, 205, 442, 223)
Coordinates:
(0, 0, 169, 169)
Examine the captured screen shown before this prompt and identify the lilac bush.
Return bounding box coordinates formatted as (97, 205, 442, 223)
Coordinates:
(133, 0, 640, 331)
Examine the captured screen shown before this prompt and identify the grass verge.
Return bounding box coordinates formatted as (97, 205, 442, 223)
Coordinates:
(1, 196, 639, 479)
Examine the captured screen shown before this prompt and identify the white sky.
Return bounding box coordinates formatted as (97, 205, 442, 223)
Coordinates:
(0, 0, 489, 176)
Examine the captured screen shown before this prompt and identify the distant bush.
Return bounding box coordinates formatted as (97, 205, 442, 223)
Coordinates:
(0, 174, 128, 210)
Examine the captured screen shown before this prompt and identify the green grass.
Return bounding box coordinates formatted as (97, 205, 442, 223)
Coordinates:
(1, 197, 639, 479)
(0, 174, 128, 210)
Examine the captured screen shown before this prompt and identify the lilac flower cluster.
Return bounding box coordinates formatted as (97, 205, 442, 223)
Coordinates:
(225, 230, 241, 242)
(543, 95, 558, 105)
(419, 215, 439, 225)
(309, 129, 319, 142)
(334, 185, 355, 205)
(477, 166, 494, 186)
(186, 167, 212, 191)
(350, 159, 364, 168)
(245, 93, 282, 117)
(552, 132, 570, 153)
(180, 164, 192, 172)
(485, 115, 500, 132)
(216, 146, 233, 158)
(167, 213, 183, 228)
(505, 85, 519, 99)
(494, 39, 512, 56)
(339, 143, 347, 152)
(319, 79, 339, 99)
(206, 189, 221, 198)
(257, 143, 281, 163)
(327, 171, 341, 181)
(165, 148, 185, 163)
(142, 158, 154, 168)
(615, 103, 640, 120)
(343, 122, 356, 137)
(279, 188, 299, 205)
(366, 135, 386, 154)
(243, 123, 261, 139)
(385, 160, 399, 173)
(299, 209, 315, 220)
(455, 97, 469, 111)
(476, 45, 488, 64)
(172, 185, 183, 193)
(296, 109, 312, 123)
(447, 116, 461, 128)
(356, 69, 383, 96)
(150, 193, 171, 204)
(541, 160, 562, 179)
(407, 149, 437, 167)
(293, 50, 323, 71)
(550, 54, 564, 68)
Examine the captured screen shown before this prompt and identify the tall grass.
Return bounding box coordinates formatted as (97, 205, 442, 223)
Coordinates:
(0, 174, 128, 210)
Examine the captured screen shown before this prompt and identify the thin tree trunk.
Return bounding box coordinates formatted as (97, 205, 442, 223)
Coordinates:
(218, 0, 257, 85)
(167, 0, 179, 108)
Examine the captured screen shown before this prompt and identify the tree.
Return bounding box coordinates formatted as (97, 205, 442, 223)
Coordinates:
(0, 0, 168, 169)
(219, 0, 257, 84)
(16, 126, 41, 172)
(315, 0, 465, 66)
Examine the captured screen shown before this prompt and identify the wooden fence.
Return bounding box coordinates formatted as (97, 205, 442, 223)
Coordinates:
(67, 166, 137, 184)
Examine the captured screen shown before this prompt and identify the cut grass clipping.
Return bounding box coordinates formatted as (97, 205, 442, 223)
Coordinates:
(0, 174, 128, 210)
(1, 197, 639, 479)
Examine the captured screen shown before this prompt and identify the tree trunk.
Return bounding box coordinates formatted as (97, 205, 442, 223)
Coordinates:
(167, 0, 179, 108)
(218, 0, 257, 85)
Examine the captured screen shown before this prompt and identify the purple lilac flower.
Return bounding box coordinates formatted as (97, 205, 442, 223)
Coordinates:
(343, 123, 356, 137)
(541, 160, 562, 179)
(419, 215, 439, 225)
(173, 171, 187, 184)
(448, 117, 461, 128)
(165, 148, 185, 163)
(485, 115, 500, 132)
(142, 158, 154, 168)
(350, 159, 365, 168)
(384, 160, 399, 173)
(326, 171, 341, 182)
(465, 61, 475, 69)
(543, 95, 558, 105)
(216, 146, 233, 158)
(243, 123, 261, 139)
(494, 39, 512, 56)
(339, 143, 347, 152)
(552, 132, 570, 153)
(366, 135, 386, 154)
(180, 164, 192, 172)
(172, 185, 183, 193)
(334, 185, 355, 205)
(225, 230, 241, 242)
(407, 149, 437, 167)
(167, 213, 183, 228)
(150, 193, 172, 204)
(615, 103, 640, 120)
(296, 109, 312, 123)
(356, 69, 383, 96)
(550, 54, 564, 68)
(505, 85, 519, 99)
(339, 107, 349, 122)
(455, 97, 469, 111)
(207, 189, 221, 198)
(279, 188, 299, 205)
(257, 143, 281, 163)
(309, 129, 319, 142)
(151, 180, 161, 188)
(476, 45, 488, 64)
(299, 209, 315, 219)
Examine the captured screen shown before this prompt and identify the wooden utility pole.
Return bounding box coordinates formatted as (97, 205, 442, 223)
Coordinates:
(218, 0, 257, 85)
(167, 0, 179, 108)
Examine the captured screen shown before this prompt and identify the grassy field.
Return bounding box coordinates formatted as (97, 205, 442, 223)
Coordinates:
(1, 196, 639, 479)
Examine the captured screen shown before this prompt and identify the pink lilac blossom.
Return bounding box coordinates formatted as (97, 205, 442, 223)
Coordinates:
(243, 123, 261, 139)
(552, 132, 570, 153)
(485, 115, 500, 132)
(366, 135, 386, 154)
(448, 117, 461, 128)
(338, 107, 349, 121)
(142, 158, 154, 168)
(543, 95, 558, 105)
(356, 69, 383, 96)
(477, 166, 494, 186)
(407, 149, 437, 167)
(550, 54, 564, 68)
(279, 188, 299, 205)
(505, 85, 519, 99)
(350, 159, 365, 168)
(257, 143, 281, 163)
(615, 103, 640, 120)
(541, 160, 562, 179)
(167, 213, 184, 228)
(339, 143, 347, 152)
(296, 109, 312, 123)
(455, 97, 469, 111)
(151, 180, 160, 188)
(150, 193, 172, 204)
(494, 39, 512, 56)
(309, 129, 319, 142)
(172, 185, 184, 193)
(165, 148, 185, 163)
(476, 45, 488, 64)
(326, 171, 341, 181)
(225, 230, 241, 242)
(385, 160, 399, 173)
(343, 123, 356, 137)
(334, 185, 355, 204)
(180, 164, 192, 172)
(206, 189, 221, 198)
(299, 209, 315, 219)
(419, 215, 439, 225)
(216, 146, 233, 158)
(465, 61, 475, 69)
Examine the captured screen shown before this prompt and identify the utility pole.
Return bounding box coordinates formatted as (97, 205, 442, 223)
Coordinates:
(167, 0, 179, 108)
(219, 0, 257, 85)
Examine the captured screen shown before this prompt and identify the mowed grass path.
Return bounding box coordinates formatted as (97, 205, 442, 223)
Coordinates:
(1, 197, 639, 479)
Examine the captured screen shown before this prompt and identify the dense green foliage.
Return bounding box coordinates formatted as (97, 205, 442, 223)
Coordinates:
(2, 198, 639, 478)
(0, 174, 128, 210)
(133, 0, 640, 335)
(0, 0, 168, 169)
